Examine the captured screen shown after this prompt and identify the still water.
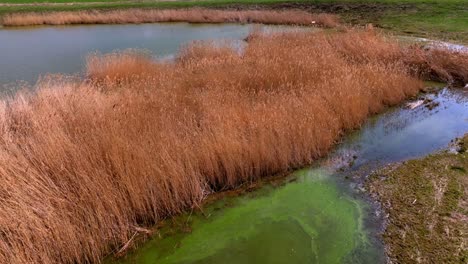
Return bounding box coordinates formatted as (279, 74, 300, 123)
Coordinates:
(0, 23, 255, 87)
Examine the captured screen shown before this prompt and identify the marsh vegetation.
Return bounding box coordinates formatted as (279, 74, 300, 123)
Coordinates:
(0, 29, 426, 263)
(0, 14, 467, 264)
(1, 9, 338, 27)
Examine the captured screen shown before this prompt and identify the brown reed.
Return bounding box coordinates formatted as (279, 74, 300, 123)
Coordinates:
(2, 9, 339, 27)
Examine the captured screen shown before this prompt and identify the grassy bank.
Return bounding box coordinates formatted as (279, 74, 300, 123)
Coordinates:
(369, 134, 468, 263)
(0, 0, 467, 43)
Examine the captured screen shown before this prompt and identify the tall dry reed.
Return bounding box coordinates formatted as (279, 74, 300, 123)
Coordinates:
(0, 30, 426, 264)
(2, 9, 339, 27)
(406, 47, 468, 86)
(325, 29, 468, 86)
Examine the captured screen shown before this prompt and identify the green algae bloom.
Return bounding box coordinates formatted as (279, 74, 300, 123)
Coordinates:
(115, 169, 374, 264)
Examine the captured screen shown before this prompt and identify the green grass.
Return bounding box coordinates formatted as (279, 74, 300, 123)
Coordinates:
(0, 0, 467, 43)
(377, 2, 468, 42)
(0, 0, 122, 3)
(1, 0, 466, 3)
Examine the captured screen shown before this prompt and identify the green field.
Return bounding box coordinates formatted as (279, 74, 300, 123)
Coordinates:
(0, 0, 122, 3)
(1, 0, 466, 3)
(0, 0, 467, 43)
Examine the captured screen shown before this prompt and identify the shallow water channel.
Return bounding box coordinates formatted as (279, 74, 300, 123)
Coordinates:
(110, 88, 467, 264)
(1, 23, 467, 264)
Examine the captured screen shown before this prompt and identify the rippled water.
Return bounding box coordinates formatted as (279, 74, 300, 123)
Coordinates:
(334, 88, 468, 172)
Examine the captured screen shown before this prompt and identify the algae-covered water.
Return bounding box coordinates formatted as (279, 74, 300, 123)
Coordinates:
(115, 169, 377, 264)
(111, 88, 467, 264)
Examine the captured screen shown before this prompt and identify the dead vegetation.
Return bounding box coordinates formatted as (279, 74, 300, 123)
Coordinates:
(1, 8, 339, 28)
(409, 47, 468, 86)
(326, 29, 468, 86)
(1, 29, 466, 264)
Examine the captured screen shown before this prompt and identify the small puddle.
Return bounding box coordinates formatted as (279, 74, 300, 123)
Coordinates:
(109, 88, 467, 264)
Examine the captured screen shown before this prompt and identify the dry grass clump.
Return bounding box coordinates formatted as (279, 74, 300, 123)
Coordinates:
(85, 51, 162, 82)
(2, 8, 339, 27)
(405, 47, 468, 86)
(0, 30, 423, 264)
(326, 29, 468, 86)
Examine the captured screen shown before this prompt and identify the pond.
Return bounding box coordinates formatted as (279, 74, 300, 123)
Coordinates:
(0, 23, 264, 90)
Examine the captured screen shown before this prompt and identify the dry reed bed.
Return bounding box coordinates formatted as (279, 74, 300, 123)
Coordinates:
(325, 31, 468, 86)
(1, 9, 339, 27)
(2, 29, 460, 264)
(408, 47, 468, 86)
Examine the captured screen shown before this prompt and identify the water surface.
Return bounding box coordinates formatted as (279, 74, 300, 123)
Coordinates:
(0, 23, 254, 88)
(115, 169, 374, 264)
(334, 88, 468, 172)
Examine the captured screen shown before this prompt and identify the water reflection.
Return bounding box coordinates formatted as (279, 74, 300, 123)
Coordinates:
(0, 23, 254, 87)
(332, 88, 468, 171)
